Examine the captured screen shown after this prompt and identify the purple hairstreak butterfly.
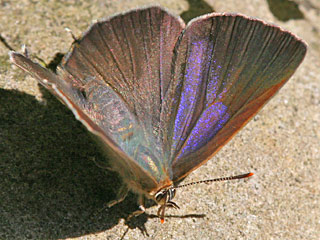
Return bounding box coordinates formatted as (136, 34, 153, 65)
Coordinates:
(9, 6, 306, 223)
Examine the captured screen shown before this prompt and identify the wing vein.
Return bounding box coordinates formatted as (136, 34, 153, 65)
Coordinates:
(225, 19, 265, 110)
(95, 23, 130, 88)
(121, 14, 136, 84)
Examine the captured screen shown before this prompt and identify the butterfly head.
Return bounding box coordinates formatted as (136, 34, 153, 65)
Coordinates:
(154, 187, 180, 223)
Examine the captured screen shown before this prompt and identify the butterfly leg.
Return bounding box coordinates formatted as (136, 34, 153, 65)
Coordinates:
(93, 184, 129, 217)
(106, 184, 129, 208)
(91, 157, 113, 171)
(127, 194, 146, 220)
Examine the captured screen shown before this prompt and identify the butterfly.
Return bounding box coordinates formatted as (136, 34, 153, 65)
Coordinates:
(10, 6, 306, 222)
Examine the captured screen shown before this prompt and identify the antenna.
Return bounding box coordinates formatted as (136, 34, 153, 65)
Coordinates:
(175, 172, 254, 189)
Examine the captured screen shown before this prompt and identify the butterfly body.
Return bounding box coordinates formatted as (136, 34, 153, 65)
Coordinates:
(10, 6, 306, 221)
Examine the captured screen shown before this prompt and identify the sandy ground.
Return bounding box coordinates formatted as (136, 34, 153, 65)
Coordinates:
(0, 0, 319, 239)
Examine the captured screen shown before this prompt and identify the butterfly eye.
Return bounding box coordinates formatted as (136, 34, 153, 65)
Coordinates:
(155, 189, 167, 203)
(155, 187, 177, 204)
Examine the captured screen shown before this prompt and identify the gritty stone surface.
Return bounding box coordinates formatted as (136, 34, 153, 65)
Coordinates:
(0, 0, 319, 239)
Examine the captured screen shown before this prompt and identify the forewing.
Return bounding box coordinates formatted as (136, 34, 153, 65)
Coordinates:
(162, 13, 307, 182)
(60, 6, 184, 148)
(57, 6, 184, 182)
(9, 6, 185, 188)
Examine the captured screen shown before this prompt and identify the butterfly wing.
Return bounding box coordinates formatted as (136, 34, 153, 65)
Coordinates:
(10, 6, 185, 192)
(161, 13, 307, 182)
(9, 51, 162, 193)
(58, 6, 184, 185)
(61, 6, 184, 136)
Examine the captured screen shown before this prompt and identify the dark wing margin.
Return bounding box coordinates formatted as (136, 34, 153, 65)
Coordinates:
(163, 13, 307, 182)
